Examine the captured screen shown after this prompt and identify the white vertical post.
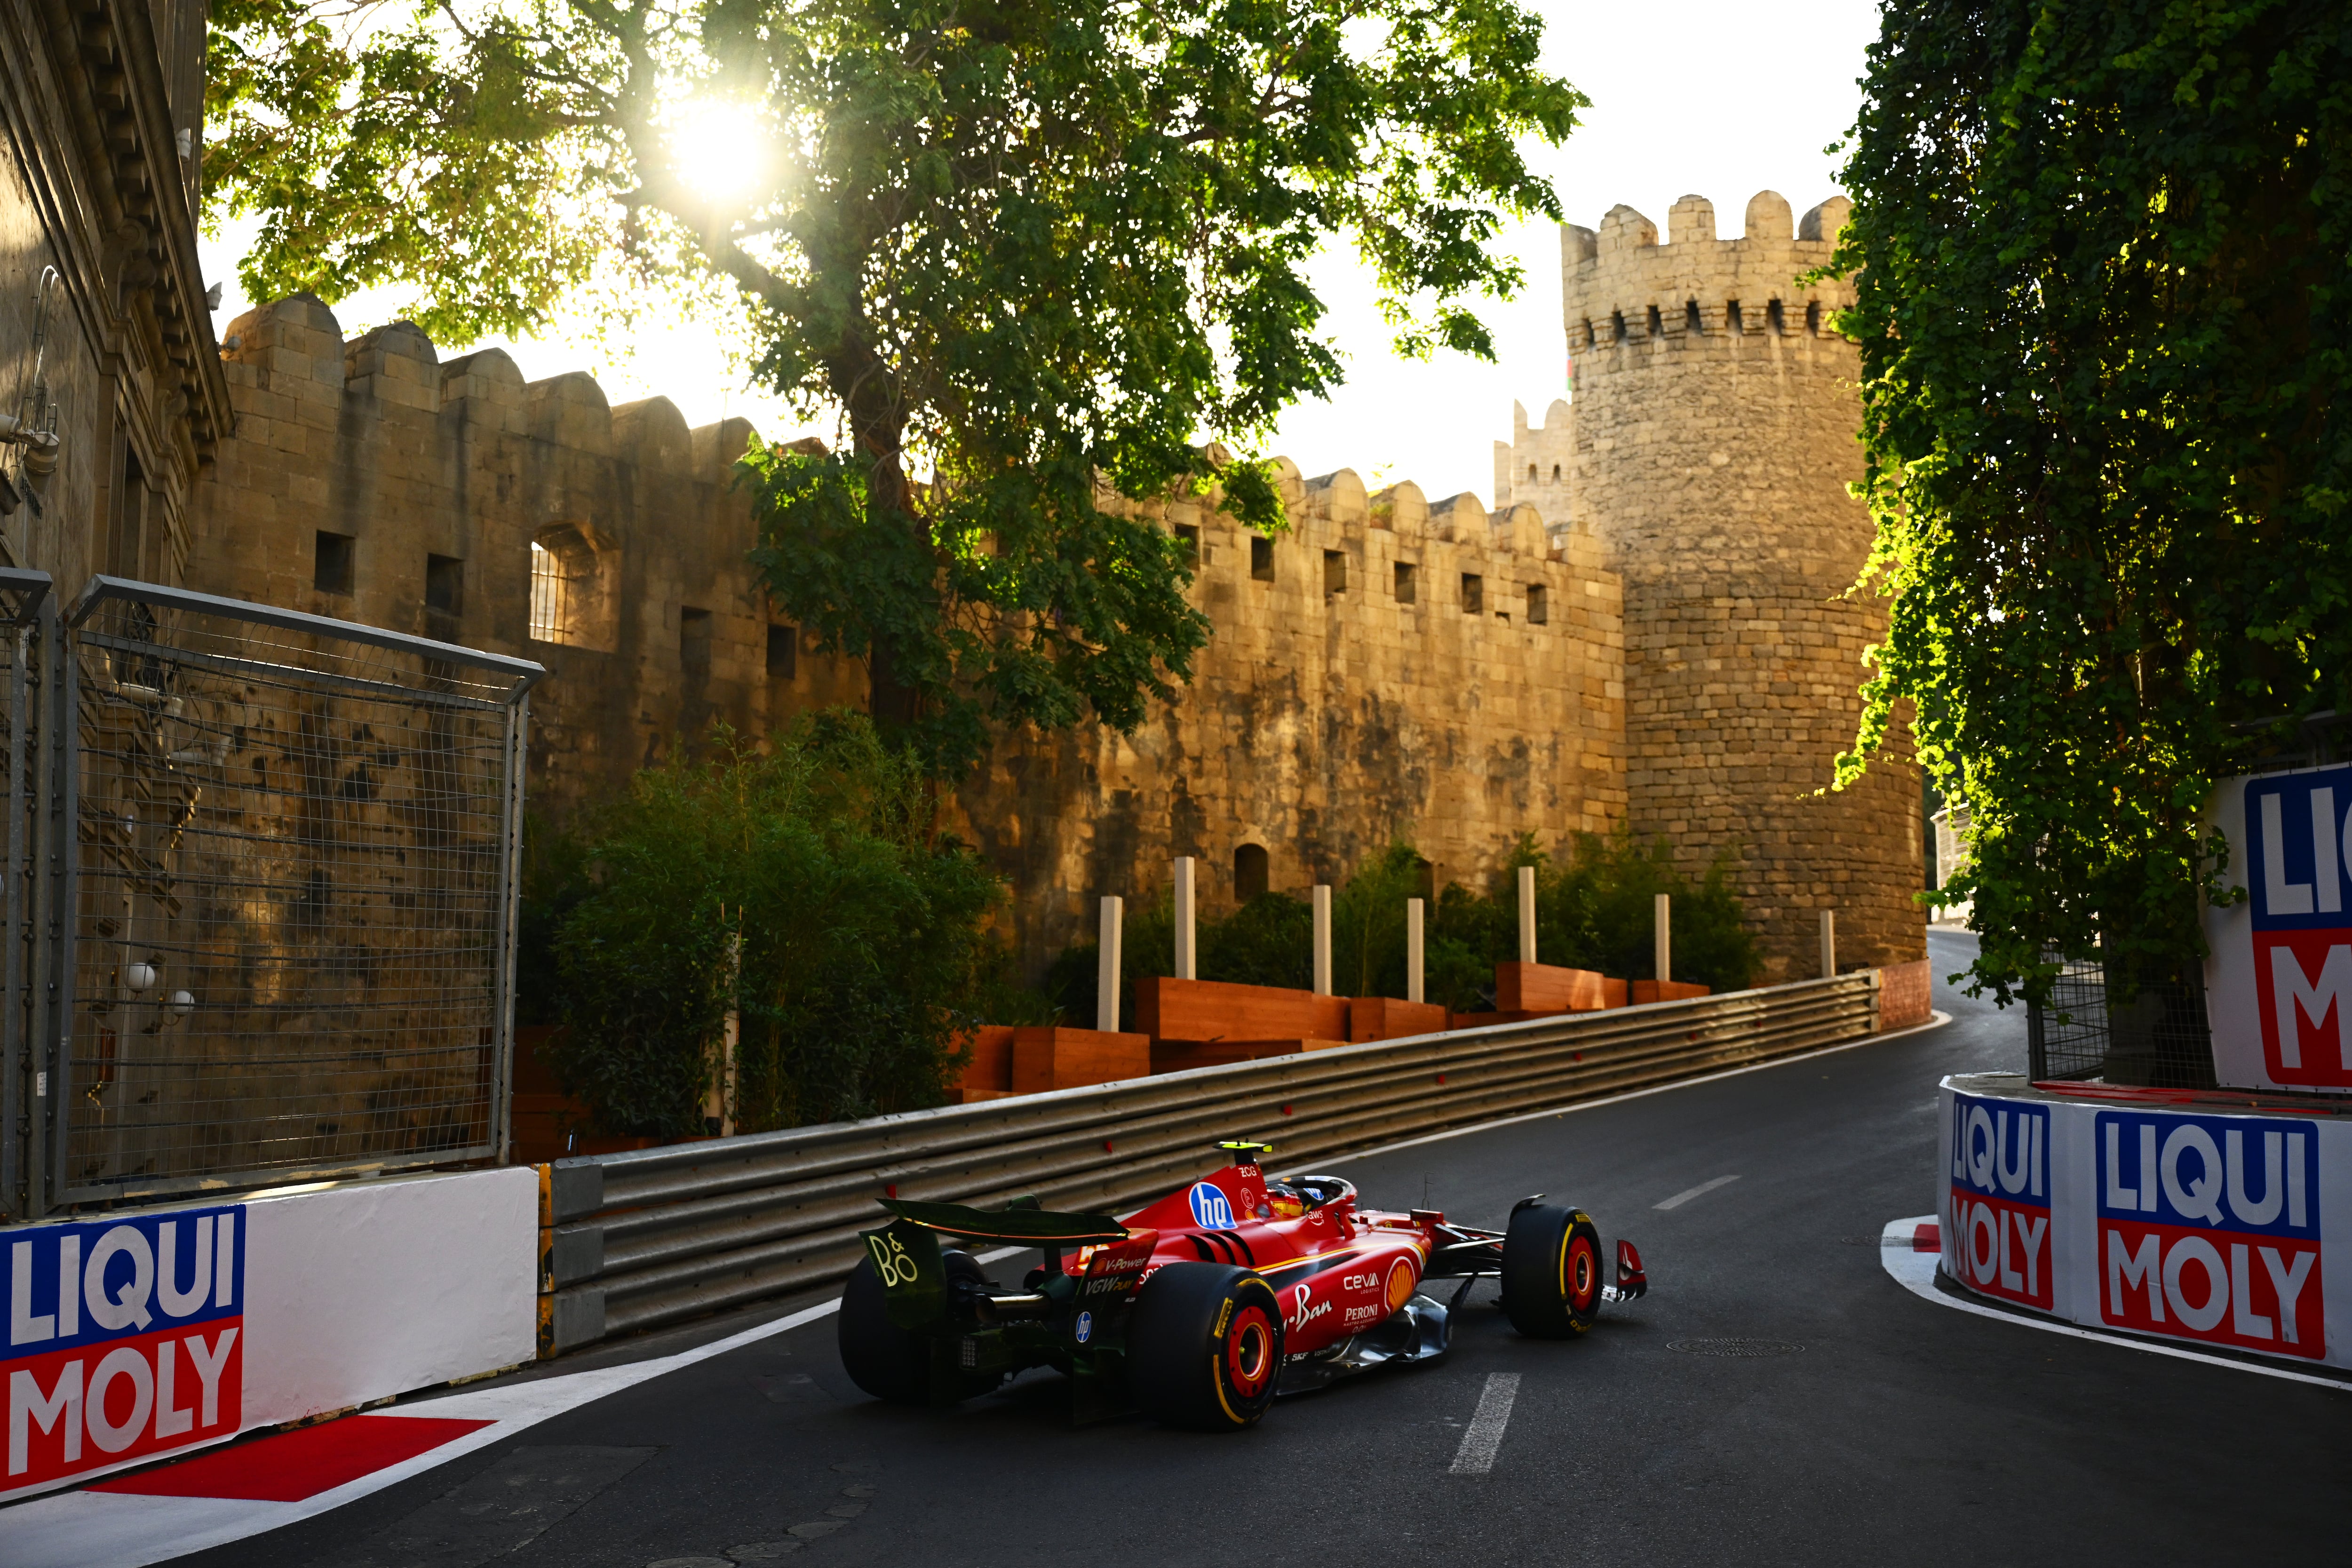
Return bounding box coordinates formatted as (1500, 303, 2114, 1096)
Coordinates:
(1654, 892, 1671, 986)
(1312, 883, 1333, 996)
(1097, 895, 1124, 1033)
(1173, 856, 1197, 981)
(1407, 897, 1425, 1004)
(1819, 909, 1837, 979)
(1517, 865, 1537, 964)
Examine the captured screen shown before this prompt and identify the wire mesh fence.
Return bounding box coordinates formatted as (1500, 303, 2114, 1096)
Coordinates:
(2026, 947, 2217, 1089)
(42, 578, 538, 1207)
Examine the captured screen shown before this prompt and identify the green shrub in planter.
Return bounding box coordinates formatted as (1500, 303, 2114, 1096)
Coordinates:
(543, 713, 1009, 1137)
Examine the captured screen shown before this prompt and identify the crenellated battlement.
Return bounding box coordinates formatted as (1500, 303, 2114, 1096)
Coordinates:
(1559, 191, 1855, 366)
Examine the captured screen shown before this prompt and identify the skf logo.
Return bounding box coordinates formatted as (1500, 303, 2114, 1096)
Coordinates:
(2246, 769, 2352, 1085)
(1947, 1093, 2051, 1310)
(3, 1208, 245, 1493)
(2096, 1111, 2320, 1358)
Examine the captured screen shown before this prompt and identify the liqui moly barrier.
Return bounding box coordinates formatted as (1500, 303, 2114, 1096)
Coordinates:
(1, 1167, 535, 1500)
(1939, 1075, 2352, 1368)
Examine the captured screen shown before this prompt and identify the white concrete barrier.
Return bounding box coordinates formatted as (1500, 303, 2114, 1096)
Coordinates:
(1, 1166, 535, 1501)
(1939, 1073, 2352, 1369)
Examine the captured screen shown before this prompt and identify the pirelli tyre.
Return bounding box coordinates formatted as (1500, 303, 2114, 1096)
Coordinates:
(1500, 1202, 1604, 1338)
(1127, 1262, 1285, 1431)
(839, 1248, 995, 1404)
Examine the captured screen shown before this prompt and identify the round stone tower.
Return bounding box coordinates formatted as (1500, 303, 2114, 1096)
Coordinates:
(1559, 190, 1923, 982)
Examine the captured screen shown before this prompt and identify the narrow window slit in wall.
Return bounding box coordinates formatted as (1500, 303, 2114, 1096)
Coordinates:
(1394, 561, 1417, 604)
(1805, 301, 1821, 335)
(766, 624, 797, 679)
(315, 531, 353, 595)
(1686, 299, 1702, 333)
(1250, 533, 1274, 581)
(1611, 310, 1626, 342)
(1322, 549, 1347, 595)
(1526, 583, 1548, 625)
(1647, 304, 1662, 337)
(1726, 300, 1744, 334)
(1174, 523, 1200, 564)
(1234, 843, 1269, 902)
(1767, 299, 1786, 334)
(679, 606, 713, 672)
(1461, 573, 1483, 615)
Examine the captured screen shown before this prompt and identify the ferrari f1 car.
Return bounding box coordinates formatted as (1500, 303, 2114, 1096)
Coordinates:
(838, 1141, 1647, 1430)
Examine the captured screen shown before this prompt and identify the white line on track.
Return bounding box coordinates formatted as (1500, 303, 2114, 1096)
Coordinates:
(1653, 1174, 1741, 1210)
(1448, 1373, 1521, 1474)
(1309, 1011, 1953, 1171)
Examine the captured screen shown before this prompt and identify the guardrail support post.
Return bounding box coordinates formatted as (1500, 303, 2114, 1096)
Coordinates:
(1654, 892, 1671, 984)
(1173, 857, 1196, 981)
(1407, 897, 1425, 1004)
(1312, 884, 1332, 995)
(1518, 866, 1537, 964)
(1098, 896, 1124, 1032)
(1820, 909, 1837, 979)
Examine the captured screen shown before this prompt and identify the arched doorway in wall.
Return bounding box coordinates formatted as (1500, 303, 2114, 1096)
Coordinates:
(1233, 843, 1269, 902)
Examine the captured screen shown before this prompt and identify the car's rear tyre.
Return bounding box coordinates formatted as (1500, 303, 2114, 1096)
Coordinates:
(1501, 1203, 1603, 1338)
(1128, 1262, 1284, 1430)
(839, 1247, 993, 1404)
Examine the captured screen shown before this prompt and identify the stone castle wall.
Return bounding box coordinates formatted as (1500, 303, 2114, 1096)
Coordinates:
(1553, 190, 1923, 980)
(187, 297, 1628, 978)
(957, 466, 1626, 966)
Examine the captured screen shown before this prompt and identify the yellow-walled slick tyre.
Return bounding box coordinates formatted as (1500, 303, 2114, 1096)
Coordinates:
(1501, 1202, 1604, 1338)
(1128, 1262, 1285, 1430)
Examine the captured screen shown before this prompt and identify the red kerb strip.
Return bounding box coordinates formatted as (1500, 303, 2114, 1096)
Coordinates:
(89, 1414, 494, 1501)
(1913, 1222, 1941, 1254)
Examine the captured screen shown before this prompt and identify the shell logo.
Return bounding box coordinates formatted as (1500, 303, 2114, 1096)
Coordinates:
(1384, 1258, 1417, 1312)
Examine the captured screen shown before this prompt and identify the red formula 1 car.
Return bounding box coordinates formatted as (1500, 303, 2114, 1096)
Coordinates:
(839, 1141, 1647, 1429)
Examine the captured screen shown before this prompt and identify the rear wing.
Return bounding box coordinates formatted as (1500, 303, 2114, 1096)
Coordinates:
(878, 1197, 1129, 1245)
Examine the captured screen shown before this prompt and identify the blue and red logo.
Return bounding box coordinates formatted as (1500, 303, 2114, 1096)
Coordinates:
(3, 1206, 245, 1493)
(2095, 1111, 2320, 1359)
(1186, 1182, 1236, 1230)
(2244, 768, 2352, 1086)
(1947, 1093, 2052, 1310)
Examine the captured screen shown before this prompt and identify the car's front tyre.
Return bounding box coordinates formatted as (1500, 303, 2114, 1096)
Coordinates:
(1127, 1262, 1284, 1430)
(1500, 1202, 1603, 1338)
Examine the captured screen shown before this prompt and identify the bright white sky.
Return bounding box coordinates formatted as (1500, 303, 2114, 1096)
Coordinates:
(198, 0, 1882, 509)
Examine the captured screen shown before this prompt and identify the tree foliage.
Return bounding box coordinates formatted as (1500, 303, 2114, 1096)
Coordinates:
(535, 715, 1013, 1136)
(1836, 2, 2352, 1002)
(205, 0, 1584, 774)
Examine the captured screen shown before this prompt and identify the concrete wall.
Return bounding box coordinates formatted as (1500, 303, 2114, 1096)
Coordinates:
(1558, 190, 1923, 980)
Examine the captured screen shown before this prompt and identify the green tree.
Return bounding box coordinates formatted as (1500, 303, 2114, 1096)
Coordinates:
(206, 0, 1584, 774)
(1834, 3, 2352, 1003)
(544, 714, 1011, 1134)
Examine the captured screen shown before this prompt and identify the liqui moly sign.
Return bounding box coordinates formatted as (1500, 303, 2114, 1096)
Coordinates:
(1945, 1092, 2052, 1310)
(3, 1207, 245, 1493)
(2205, 765, 2352, 1090)
(2093, 1111, 2321, 1358)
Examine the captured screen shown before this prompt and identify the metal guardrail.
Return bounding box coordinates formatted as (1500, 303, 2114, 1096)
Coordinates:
(535, 971, 1884, 1355)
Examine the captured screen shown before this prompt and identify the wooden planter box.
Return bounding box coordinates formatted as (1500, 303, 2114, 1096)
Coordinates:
(1133, 976, 1350, 1044)
(1630, 979, 1711, 1004)
(1011, 1026, 1152, 1092)
(955, 1023, 1017, 1101)
(1494, 962, 1622, 1013)
(1347, 996, 1450, 1043)
(1150, 1037, 1348, 1074)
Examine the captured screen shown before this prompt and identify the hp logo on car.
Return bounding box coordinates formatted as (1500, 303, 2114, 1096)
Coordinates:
(1188, 1182, 1236, 1229)
(1074, 1311, 1093, 1344)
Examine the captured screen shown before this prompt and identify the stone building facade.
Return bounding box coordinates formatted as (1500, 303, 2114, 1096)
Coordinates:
(1518, 188, 1923, 979)
(179, 185, 1923, 987)
(0, 0, 227, 588)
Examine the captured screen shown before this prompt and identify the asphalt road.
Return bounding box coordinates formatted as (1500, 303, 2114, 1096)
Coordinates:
(181, 931, 2348, 1568)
